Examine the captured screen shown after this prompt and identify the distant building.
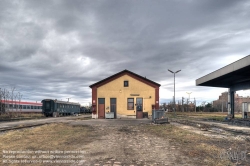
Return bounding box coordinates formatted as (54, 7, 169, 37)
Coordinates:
(213, 92, 250, 112)
(89, 70, 161, 119)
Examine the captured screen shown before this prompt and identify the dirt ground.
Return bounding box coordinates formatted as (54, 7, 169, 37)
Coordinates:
(78, 124, 193, 166)
(70, 119, 249, 166)
(1, 118, 250, 166)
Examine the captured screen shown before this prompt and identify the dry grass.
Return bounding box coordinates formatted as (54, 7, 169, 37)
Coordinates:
(0, 123, 97, 166)
(144, 124, 248, 166)
(166, 112, 242, 121)
(0, 113, 44, 121)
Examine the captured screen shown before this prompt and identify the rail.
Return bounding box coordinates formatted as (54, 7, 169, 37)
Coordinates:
(0, 123, 49, 132)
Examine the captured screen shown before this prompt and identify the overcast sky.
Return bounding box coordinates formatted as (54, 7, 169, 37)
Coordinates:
(1, 0, 250, 106)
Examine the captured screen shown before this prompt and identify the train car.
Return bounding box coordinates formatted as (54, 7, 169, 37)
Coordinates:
(80, 106, 88, 114)
(80, 106, 92, 114)
(41, 99, 80, 117)
(0, 100, 42, 113)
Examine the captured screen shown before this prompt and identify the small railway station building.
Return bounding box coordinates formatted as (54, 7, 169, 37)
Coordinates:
(89, 70, 161, 119)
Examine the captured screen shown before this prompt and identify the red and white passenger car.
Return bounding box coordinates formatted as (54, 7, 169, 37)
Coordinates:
(0, 100, 42, 113)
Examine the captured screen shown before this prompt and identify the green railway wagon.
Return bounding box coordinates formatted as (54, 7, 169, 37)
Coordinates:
(41, 99, 80, 117)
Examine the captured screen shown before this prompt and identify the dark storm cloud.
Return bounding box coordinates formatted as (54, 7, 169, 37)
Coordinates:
(1, 0, 250, 105)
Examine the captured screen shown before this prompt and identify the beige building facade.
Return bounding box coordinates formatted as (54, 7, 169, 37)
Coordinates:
(89, 70, 161, 119)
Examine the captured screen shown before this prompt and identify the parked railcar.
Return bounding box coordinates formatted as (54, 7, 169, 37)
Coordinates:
(80, 106, 92, 114)
(0, 100, 42, 113)
(80, 106, 88, 114)
(41, 99, 80, 117)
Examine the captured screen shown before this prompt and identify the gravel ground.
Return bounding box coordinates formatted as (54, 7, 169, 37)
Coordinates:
(171, 122, 250, 141)
(70, 120, 196, 166)
(1, 117, 249, 165)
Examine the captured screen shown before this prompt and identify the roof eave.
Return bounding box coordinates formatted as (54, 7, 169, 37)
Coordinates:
(89, 69, 161, 88)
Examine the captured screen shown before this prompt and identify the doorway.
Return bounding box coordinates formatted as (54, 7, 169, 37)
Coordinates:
(110, 98, 117, 119)
(136, 98, 143, 119)
(98, 98, 105, 119)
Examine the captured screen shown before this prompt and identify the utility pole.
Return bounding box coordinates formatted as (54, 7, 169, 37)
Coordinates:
(182, 97, 185, 112)
(14, 94, 18, 112)
(11, 87, 15, 111)
(3, 89, 5, 112)
(172, 96, 174, 111)
(203, 101, 206, 112)
(5, 89, 9, 112)
(194, 98, 196, 112)
(18, 92, 22, 112)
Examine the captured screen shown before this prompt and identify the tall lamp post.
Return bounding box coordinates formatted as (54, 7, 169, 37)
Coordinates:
(186, 92, 192, 100)
(186, 92, 192, 112)
(168, 69, 181, 117)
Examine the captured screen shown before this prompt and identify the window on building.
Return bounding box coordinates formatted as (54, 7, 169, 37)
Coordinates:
(136, 98, 143, 111)
(124, 81, 129, 87)
(127, 98, 134, 110)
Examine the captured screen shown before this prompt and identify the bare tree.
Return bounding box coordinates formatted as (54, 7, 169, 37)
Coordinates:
(163, 103, 167, 111)
(0, 86, 23, 117)
(0, 88, 2, 114)
(18, 92, 22, 112)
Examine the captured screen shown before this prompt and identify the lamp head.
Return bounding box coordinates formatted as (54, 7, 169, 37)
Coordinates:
(176, 70, 181, 73)
(168, 69, 174, 73)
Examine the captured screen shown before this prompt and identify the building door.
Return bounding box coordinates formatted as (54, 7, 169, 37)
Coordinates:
(98, 98, 105, 119)
(110, 98, 117, 119)
(136, 98, 143, 119)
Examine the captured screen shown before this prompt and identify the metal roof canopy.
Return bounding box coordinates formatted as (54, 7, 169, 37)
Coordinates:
(196, 55, 250, 92)
(196, 55, 250, 118)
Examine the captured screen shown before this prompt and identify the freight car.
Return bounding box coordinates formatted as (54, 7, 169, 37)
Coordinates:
(0, 100, 42, 113)
(41, 99, 80, 117)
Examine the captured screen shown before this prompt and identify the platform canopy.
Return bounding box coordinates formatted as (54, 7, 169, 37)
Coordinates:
(196, 55, 250, 92)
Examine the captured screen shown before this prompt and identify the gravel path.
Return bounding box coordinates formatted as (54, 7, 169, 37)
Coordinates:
(72, 122, 195, 166)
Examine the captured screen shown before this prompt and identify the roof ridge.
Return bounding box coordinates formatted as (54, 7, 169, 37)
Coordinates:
(89, 69, 161, 88)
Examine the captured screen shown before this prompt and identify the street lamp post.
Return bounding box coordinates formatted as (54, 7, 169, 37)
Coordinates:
(186, 92, 192, 112)
(186, 92, 192, 101)
(168, 69, 181, 117)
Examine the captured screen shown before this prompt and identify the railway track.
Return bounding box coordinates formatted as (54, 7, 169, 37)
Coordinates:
(170, 119, 250, 136)
(0, 123, 49, 132)
(0, 117, 47, 122)
(0, 115, 92, 132)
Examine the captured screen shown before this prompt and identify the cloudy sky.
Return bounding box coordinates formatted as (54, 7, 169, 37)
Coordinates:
(1, 0, 250, 106)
